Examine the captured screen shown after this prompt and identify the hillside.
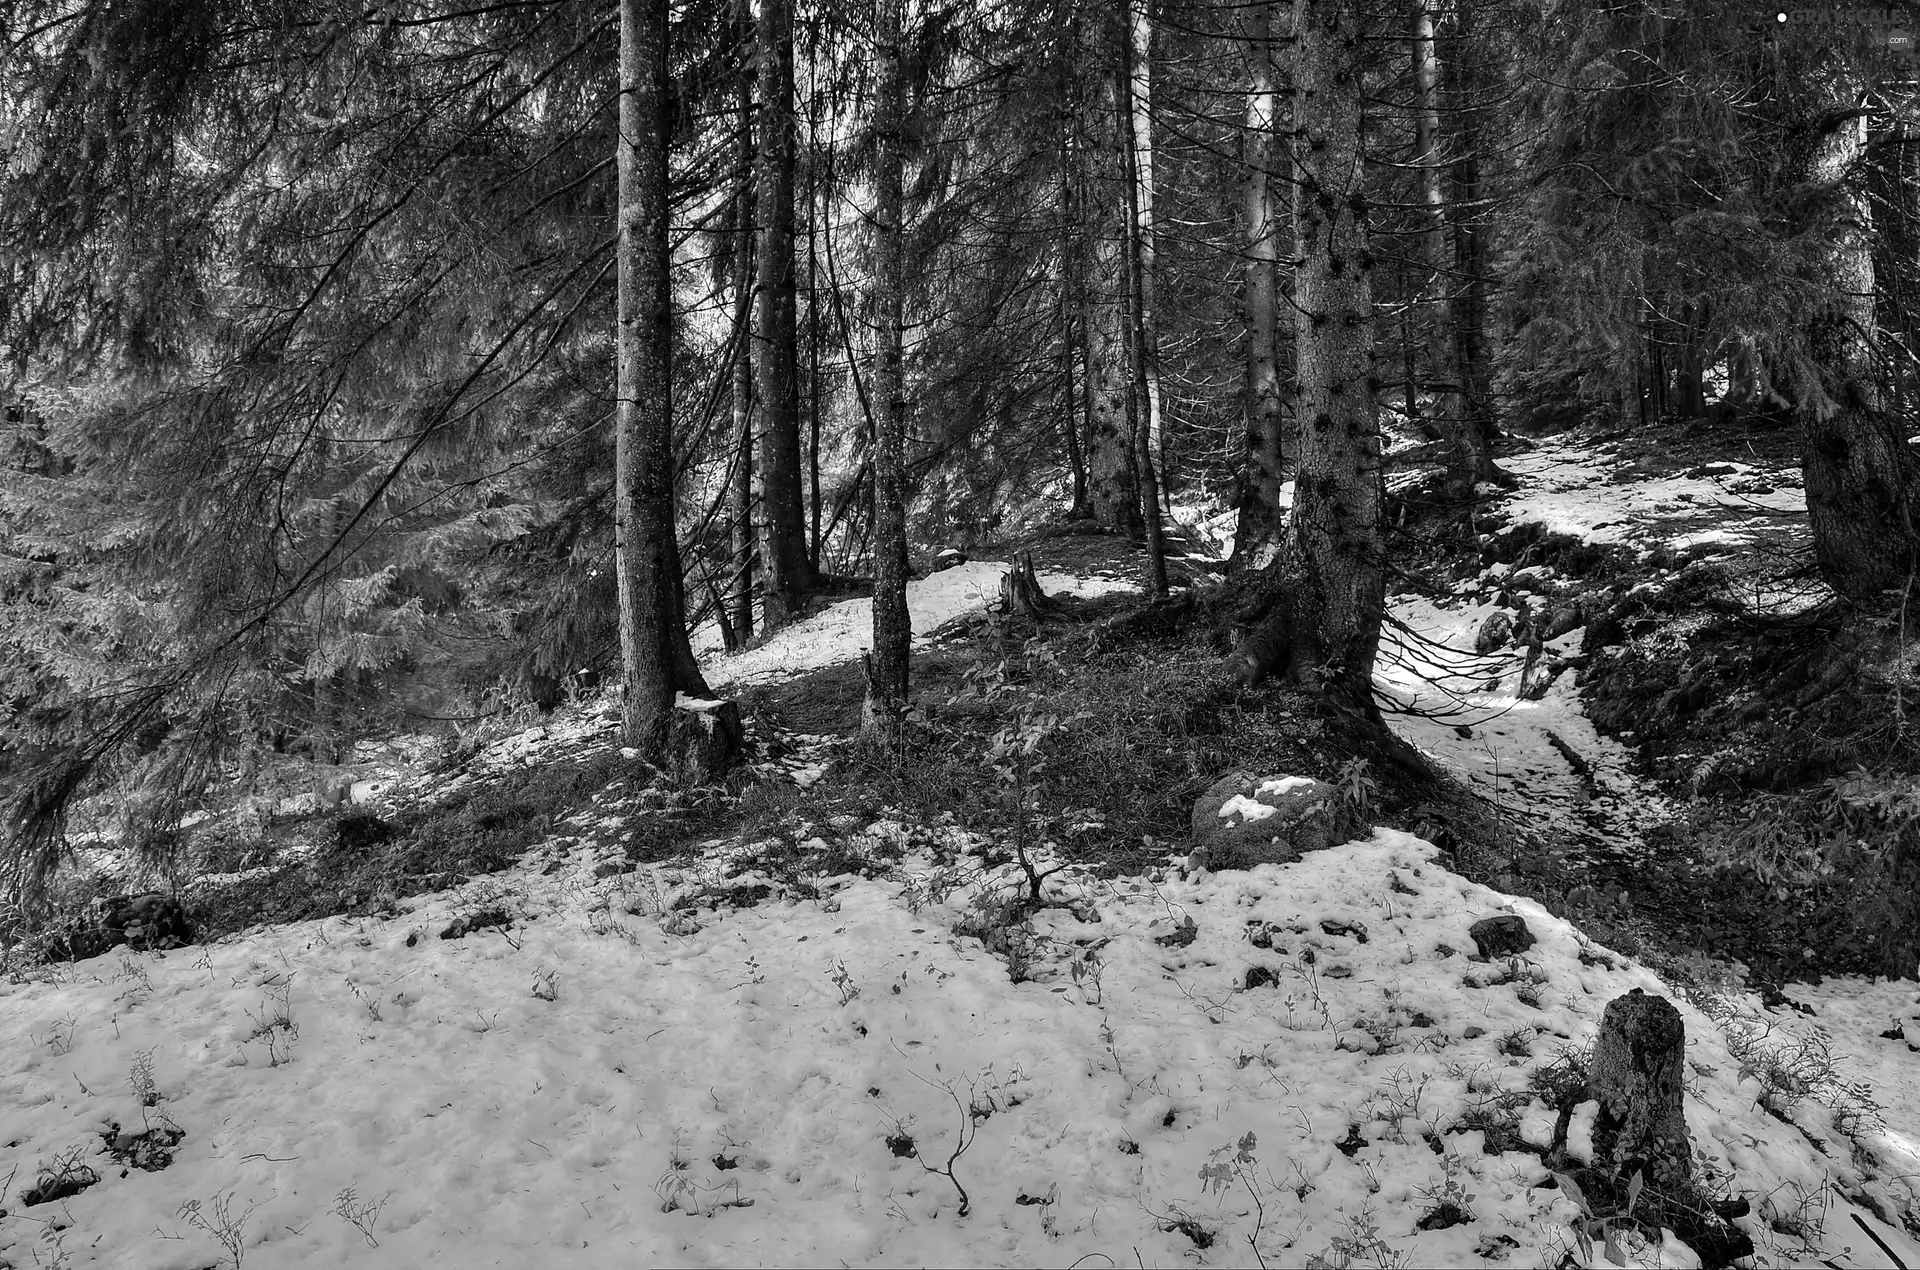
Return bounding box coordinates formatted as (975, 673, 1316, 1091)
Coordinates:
(3, 425, 1919, 1270)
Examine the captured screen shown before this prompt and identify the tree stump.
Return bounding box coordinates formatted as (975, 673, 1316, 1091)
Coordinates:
(667, 696, 744, 783)
(1590, 988, 1691, 1199)
(998, 553, 1058, 623)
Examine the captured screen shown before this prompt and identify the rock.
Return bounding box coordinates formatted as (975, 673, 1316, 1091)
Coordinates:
(1469, 914, 1536, 958)
(932, 548, 967, 572)
(1190, 773, 1340, 870)
(440, 908, 513, 940)
(1320, 918, 1369, 943)
(1474, 611, 1514, 654)
(1544, 607, 1584, 640)
(1244, 965, 1279, 990)
(50, 892, 195, 961)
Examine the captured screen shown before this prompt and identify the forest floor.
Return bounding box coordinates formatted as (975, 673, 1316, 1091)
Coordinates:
(2, 423, 1919, 1269)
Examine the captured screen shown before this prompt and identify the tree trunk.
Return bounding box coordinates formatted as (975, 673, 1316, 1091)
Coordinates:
(1590, 989, 1691, 1199)
(615, 0, 724, 766)
(727, 0, 756, 649)
(1284, 0, 1387, 707)
(1080, 35, 1142, 539)
(1120, 19, 1169, 600)
(1058, 104, 1090, 519)
(1231, 1, 1289, 577)
(1412, 0, 1474, 499)
(1443, 0, 1500, 483)
(755, 0, 815, 630)
(1790, 60, 1920, 601)
(864, 0, 911, 736)
(1126, 0, 1169, 513)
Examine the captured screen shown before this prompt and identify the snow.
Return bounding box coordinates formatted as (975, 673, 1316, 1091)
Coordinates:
(1218, 794, 1280, 823)
(1377, 594, 1678, 845)
(1492, 440, 1804, 552)
(696, 561, 1137, 690)
(7, 474, 1920, 1269)
(6, 830, 1916, 1268)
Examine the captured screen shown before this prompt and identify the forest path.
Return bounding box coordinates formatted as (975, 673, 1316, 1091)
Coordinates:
(1378, 420, 1818, 881)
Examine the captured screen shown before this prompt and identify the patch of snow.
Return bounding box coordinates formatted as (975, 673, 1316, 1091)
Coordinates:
(698, 561, 1136, 691)
(1257, 776, 1316, 797)
(1217, 794, 1279, 823)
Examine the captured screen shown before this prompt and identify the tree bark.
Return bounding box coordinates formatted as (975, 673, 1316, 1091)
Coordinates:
(1058, 100, 1090, 519)
(1230, 1, 1289, 577)
(1080, 24, 1142, 539)
(864, 0, 911, 736)
(1285, 0, 1387, 706)
(1590, 989, 1691, 1199)
(1443, 0, 1500, 483)
(1126, 0, 1169, 513)
(1411, 0, 1475, 499)
(1789, 56, 1920, 601)
(755, 0, 815, 629)
(727, 0, 756, 649)
(1120, 14, 1169, 599)
(615, 0, 716, 762)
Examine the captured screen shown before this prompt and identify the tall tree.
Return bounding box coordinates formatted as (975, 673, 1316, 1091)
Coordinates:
(1784, 43, 1920, 600)
(616, 0, 712, 758)
(1411, 0, 1476, 498)
(865, 0, 911, 733)
(755, 0, 817, 628)
(1231, 1, 1289, 574)
(1120, 0, 1170, 598)
(1286, 0, 1387, 707)
(726, 0, 758, 648)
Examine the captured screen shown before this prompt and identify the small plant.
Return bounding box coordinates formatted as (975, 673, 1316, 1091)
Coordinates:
(332, 1186, 390, 1248)
(827, 958, 859, 1005)
(116, 953, 153, 992)
(129, 1049, 160, 1107)
(45, 1014, 78, 1055)
(531, 968, 560, 1002)
(179, 1190, 255, 1268)
(1307, 1202, 1407, 1270)
(244, 984, 297, 1066)
(1552, 1168, 1647, 1267)
(1414, 1152, 1478, 1231)
(21, 1144, 100, 1206)
(1068, 944, 1106, 1006)
(347, 979, 382, 1022)
(1335, 757, 1378, 824)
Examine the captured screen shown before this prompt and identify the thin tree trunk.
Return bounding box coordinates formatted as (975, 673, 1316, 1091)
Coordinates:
(755, 0, 814, 629)
(616, 0, 711, 760)
(865, 0, 911, 734)
(806, 9, 824, 573)
(1231, 1, 1289, 576)
(1444, 0, 1499, 481)
(1081, 28, 1141, 538)
(1126, 0, 1169, 514)
(1120, 30, 1168, 599)
(1058, 102, 1090, 518)
(1412, 0, 1474, 498)
(1288, 0, 1386, 705)
(727, 0, 756, 648)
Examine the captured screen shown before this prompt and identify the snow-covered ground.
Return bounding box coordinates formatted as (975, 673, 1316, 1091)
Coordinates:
(695, 560, 1138, 690)
(6, 506, 1920, 1269)
(5, 822, 1916, 1269)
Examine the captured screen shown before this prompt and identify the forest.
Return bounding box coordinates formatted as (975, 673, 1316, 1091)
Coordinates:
(3, 0, 1920, 1264)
